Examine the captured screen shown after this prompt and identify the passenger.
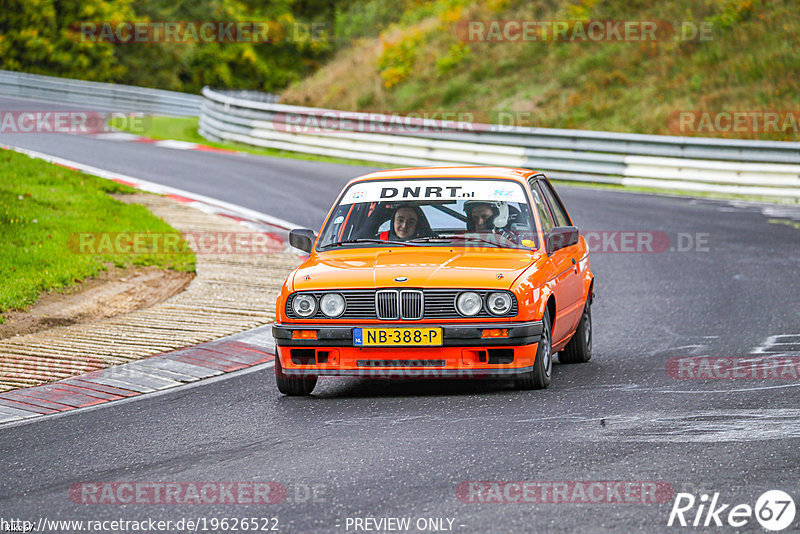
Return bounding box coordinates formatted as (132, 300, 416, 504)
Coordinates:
(379, 205, 430, 241)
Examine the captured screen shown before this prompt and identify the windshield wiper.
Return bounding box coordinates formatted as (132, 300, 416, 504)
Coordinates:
(320, 238, 420, 249)
(409, 235, 505, 247)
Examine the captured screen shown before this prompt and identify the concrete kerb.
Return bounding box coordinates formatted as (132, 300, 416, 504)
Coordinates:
(0, 143, 304, 423)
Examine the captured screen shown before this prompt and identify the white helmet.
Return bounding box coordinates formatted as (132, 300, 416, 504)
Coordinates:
(464, 201, 509, 230)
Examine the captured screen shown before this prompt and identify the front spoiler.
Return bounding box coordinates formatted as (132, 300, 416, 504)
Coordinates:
(272, 321, 543, 348)
(280, 365, 536, 378)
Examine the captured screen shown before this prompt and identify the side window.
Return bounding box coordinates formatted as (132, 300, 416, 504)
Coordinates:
(528, 180, 554, 234)
(538, 180, 572, 227)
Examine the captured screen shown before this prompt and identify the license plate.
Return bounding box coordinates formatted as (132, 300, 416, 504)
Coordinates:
(354, 327, 442, 347)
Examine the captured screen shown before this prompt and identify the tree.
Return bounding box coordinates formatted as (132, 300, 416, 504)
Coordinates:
(0, 0, 135, 81)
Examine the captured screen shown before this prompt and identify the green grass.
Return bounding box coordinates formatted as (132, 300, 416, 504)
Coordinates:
(113, 116, 394, 168)
(118, 116, 200, 142)
(768, 218, 800, 229)
(0, 149, 195, 321)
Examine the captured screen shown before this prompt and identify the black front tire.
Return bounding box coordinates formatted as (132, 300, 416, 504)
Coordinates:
(515, 312, 552, 390)
(560, 298, 592, 364)
(275, 357, 317, 396)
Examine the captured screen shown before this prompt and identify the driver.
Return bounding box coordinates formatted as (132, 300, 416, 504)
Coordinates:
(464, 201, 509, 232)
(464, 201, 518, 242)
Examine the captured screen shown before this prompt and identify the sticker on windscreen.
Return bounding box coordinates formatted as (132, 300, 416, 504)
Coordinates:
(340, 180, 527, 204)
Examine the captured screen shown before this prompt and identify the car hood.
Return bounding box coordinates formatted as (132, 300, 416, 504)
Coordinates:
(291, 248, 540, 291)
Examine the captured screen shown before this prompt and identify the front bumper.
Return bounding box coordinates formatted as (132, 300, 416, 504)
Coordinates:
(273, 321, 543, 347)
(272, 321, 543, 378)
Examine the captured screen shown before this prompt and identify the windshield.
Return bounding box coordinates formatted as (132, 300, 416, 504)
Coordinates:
(317, 178, 538, 250)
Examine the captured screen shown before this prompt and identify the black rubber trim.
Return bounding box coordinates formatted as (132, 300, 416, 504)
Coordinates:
(281, 365, 536, 377)
(356, 359, 446, 368)
(272, 321, 543, 347)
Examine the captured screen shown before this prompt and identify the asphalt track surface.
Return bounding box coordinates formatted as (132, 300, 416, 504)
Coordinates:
(2, 96, 800, 533)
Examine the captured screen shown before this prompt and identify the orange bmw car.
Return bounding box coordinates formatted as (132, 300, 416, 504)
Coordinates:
(272, 167, 594, 395)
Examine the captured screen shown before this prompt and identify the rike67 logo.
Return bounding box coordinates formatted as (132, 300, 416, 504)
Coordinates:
(668, 490, 796, 531)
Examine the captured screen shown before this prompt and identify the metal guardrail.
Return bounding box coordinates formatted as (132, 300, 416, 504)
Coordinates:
(200, 87, 800, 197)
(0, 70, 202, 116)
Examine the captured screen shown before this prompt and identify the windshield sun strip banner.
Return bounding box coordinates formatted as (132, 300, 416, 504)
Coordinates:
(339, 180, 528, 205)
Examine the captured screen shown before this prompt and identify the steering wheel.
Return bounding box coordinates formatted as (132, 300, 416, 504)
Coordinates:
(492, 226, 518, 244)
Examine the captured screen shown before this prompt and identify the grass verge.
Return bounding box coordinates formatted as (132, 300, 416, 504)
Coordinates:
(0, 149, 195, 322)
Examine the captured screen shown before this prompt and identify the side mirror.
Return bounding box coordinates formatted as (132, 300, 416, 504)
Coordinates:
(546, 226, 579, 254)
(289, 229, 317, 253)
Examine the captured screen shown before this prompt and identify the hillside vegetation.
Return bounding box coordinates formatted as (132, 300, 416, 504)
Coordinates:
(0, 0, 335, 93)
(282, 0, 799, 140)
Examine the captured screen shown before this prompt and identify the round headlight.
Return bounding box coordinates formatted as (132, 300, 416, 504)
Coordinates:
(320, 293, 346, 318)
(456, 291, 483, 316)
(292, 294, 317, 317)
(487, 292, 512, 316)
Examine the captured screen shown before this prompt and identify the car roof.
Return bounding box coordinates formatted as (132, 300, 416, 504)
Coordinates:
(345, 166, 543, 186)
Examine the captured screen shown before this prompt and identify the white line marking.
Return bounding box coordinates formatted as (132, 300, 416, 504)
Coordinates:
(0, 411, 22, 423)
(0, 142, 300, 231)
(751, 334, 781, 354)
(90, 132, 142, 141)
(646, 383, 800, 394)
(154, 140, 199, 150)
(0, 361, 275, 430)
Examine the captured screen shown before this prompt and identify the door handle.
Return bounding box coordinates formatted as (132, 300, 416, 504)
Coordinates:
(572, 257, 579, 273)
